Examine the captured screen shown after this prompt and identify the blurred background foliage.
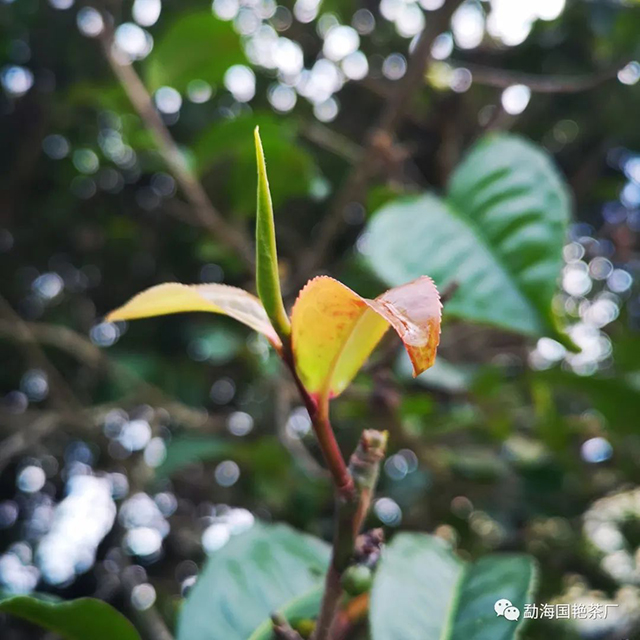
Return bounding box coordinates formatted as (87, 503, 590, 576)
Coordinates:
(1, 0, 640, 637)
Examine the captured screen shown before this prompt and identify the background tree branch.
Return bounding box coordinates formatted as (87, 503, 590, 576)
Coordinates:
(95, 9, 255, 268)
(299, 0, 465, 281)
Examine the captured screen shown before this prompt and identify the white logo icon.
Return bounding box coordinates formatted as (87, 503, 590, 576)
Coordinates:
(494, 599, 521, 621)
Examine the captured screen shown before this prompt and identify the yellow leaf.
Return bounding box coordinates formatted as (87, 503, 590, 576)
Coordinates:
(106, 283, 281, 348)
(291, 276, 441, 402)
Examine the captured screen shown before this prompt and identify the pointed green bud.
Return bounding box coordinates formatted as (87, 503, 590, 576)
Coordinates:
(254, 126, 291, 340)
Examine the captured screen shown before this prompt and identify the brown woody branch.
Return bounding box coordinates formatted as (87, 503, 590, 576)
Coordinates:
(0, 413, 63, 474)
(456, 61, 626, 93)
(332, 593, 370, 640)
(96, 11, 254, 268)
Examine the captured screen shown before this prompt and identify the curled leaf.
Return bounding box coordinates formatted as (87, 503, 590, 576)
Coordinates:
(291, 276, 441, 402)
(106, 282, 281, 348)
(368, 278, 442, 376)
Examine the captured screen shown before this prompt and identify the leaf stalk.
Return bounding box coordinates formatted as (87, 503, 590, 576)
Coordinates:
(281, 345, 354, 500)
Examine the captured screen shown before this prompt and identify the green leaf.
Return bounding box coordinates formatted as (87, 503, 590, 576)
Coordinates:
(144, 11, 246, 92)
(176, 522, 329, 640)
(193, 113, 316, 213)
(364, 134, 572, 345)
(0, 596, 141, 640)
(248, 585, 324, 640)
(370, 534, 537, 640)
(255, 126, 291, 339)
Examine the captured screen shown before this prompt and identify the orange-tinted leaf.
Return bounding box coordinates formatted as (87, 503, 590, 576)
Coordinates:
(106, 283, 281, 348)
(291, 277, 388, 401)
(368, 277, 442, 376)
(291, 276, 441, 401)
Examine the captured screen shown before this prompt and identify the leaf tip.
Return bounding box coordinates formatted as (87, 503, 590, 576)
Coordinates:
(104, 310, 118, 323)
(104, 304, 130, 323)
(254, 125, 265, 165)
(372, 275, 441, 379)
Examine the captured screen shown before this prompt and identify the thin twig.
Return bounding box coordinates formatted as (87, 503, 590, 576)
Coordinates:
(440, 280, 460, 305)
(456, 61, 625, 93)
(300, 0, 465, 280)
(0, 319, 223, 468)
(301, 121, 363, 164)
(0, 340, 120, 472)
(96, 11, 254, 268)
(120, 562, 175, 640)
(332, 593, 370, 640)
(271, 613, 304, 640)
(0, 294, 80, 411)
(0, 319, 215, 429)
(0, 413, 62, 473)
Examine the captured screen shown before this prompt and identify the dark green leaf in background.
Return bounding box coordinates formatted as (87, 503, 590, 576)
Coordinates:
(176, 522, 329, 640)
(365, 134, 571, 345)
(396, 352, 478, 393)
(193, 113, 316, 213)
(370, 533, 537, 640)
(145, 11, 246, 92)
(0, 596, 141, 640)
